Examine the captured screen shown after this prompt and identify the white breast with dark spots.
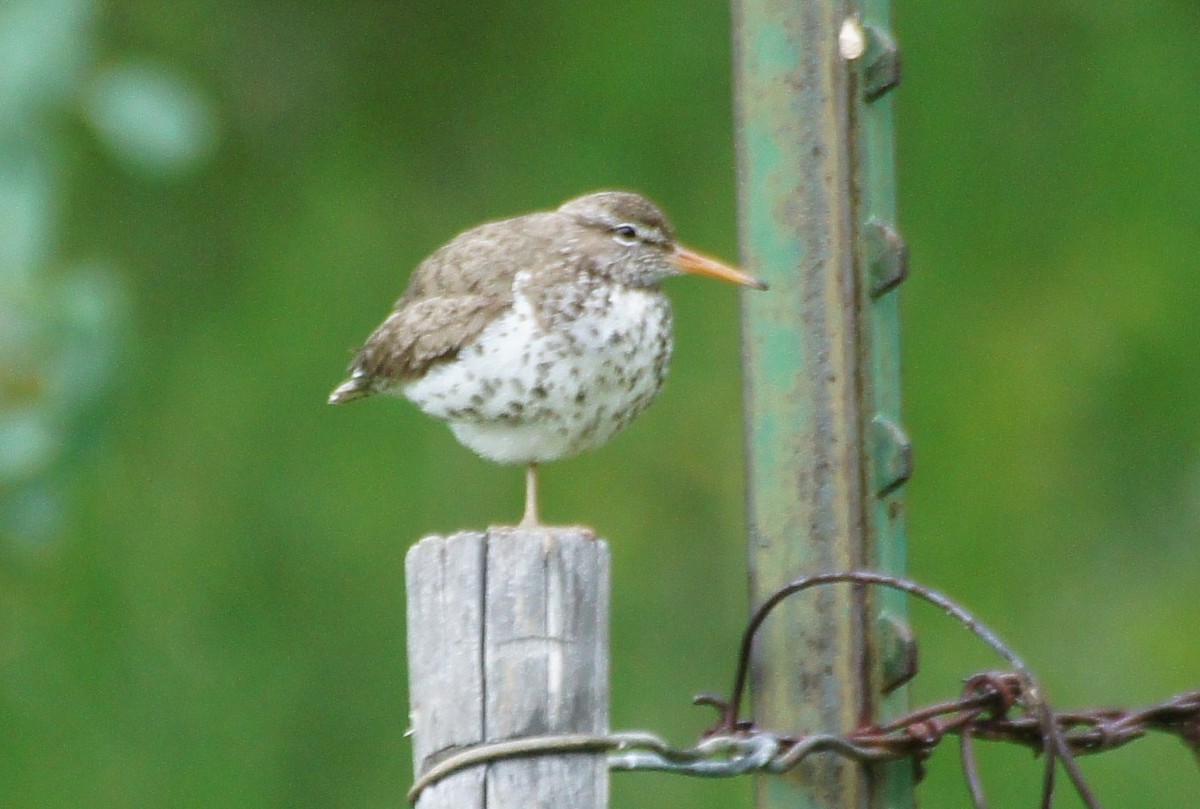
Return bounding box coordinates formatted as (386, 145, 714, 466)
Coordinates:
(401, 272, 673, 464)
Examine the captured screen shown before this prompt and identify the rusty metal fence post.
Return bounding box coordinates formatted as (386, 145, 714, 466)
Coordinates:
(732, 0, 912, 807)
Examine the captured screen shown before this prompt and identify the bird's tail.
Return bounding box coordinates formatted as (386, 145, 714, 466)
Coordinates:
(328, 373, 371, 405)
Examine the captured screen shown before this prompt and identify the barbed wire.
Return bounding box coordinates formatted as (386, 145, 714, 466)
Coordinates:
(408, 571, 1200, 807)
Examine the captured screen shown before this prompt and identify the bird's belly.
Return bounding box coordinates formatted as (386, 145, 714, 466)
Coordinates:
(400, 285, 673, 464)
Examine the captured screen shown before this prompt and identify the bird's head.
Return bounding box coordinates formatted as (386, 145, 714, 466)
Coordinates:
(557, 191, 768, 291)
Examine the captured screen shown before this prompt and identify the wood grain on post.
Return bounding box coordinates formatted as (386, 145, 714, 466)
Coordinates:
(406, 527, 610, 809)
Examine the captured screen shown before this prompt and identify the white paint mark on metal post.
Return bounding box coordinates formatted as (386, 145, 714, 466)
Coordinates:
(839, 16, 867, 61)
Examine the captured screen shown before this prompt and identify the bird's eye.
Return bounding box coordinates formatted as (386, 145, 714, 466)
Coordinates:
(612, 224, 638, 245)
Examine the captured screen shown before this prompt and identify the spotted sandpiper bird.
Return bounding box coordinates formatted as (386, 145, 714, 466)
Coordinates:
(329, 191, 765, 527)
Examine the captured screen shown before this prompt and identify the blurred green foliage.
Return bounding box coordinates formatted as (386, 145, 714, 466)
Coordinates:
(1, 1, 1197, 807)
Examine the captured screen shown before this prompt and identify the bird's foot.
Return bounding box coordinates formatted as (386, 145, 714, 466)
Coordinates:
(487, 522, 597, 540)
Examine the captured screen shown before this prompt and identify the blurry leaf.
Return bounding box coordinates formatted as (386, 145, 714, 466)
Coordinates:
(0, 141, 59, 285)
(83, 60, 219, 178)
(0, 292, 41, 407)
(0, 0, 94, 125)
(48, 264, 127, 404)
(0, 409, 59, 481)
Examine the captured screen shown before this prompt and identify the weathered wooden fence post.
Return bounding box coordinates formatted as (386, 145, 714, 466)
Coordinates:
(406, 527, 610, 809)
(733, 0, 912, 808)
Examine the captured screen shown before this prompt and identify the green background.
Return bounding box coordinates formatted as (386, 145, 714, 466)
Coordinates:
(2, 1, 1198, 806)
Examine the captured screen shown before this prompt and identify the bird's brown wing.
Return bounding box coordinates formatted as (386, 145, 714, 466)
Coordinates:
(329, 211, 568, 403)
(352, 293, 509, 382)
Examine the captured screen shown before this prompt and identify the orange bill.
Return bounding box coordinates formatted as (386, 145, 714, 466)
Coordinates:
(672, 245, 768, 290)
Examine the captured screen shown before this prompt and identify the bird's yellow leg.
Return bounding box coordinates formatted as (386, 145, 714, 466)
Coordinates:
(519, 462, 540, 528)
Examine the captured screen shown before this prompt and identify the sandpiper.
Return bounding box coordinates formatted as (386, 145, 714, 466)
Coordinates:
(329, 191, 765, 526)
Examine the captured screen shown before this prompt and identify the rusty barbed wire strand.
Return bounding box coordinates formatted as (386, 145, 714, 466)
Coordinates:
(704, 570, 1097, 807)
(960, 723, 988, 808)
(407, 685, 1200, 806)
(407, 571, 1200, 808)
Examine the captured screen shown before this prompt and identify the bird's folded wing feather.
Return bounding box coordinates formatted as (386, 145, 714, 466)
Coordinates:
(351, 294, 510, 381)
(340, 213, 562, 390)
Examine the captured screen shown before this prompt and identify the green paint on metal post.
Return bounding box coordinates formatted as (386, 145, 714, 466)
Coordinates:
(733, 0, 912, 807)
(856, 4, 914, 807)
